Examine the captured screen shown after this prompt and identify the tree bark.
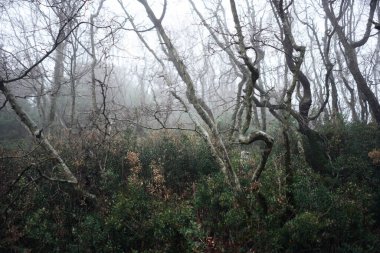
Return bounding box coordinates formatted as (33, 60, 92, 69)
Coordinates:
(137, 0, 241, 192)
(0, 80, 78, 184)
(322, 0, 380, 124)
(49, 9, 67, 127)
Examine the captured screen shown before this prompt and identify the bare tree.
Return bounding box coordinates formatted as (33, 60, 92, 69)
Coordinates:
(126, 0, 276, 194)
(89, 0, 107, 115)
(0, 1, 88, 185)
(48, 1, 70, 127)
(322, 0, 380, 124)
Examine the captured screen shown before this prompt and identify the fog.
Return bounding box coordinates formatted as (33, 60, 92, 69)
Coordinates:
(1, 1, 380, 251)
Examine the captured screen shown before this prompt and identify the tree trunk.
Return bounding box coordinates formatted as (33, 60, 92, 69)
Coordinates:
(322, 0, 380, 124)
(0, 80, 78, 183)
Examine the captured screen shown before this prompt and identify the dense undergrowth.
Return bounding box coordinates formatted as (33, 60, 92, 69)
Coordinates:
(0, 122, 379, 252)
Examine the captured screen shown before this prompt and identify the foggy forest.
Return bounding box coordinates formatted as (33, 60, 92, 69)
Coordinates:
(1, 0, 380, 252)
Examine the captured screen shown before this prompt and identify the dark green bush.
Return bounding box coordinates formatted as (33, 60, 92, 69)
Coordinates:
(138, 132, 218, 194)
(1, 122, 380, 252)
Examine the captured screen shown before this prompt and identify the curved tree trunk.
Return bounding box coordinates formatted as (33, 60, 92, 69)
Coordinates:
(322, 0, 380, 124)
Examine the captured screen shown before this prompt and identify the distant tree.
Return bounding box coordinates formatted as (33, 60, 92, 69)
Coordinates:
(322, 0, 380, 124)
(128, 0, 275, 193)
(0, 1, 88, 184)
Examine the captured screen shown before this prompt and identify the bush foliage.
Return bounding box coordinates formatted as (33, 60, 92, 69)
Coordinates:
(0, 123, 379, 252)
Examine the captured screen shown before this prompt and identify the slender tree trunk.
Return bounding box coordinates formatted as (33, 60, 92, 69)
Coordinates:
(322, 0, 380, 124)
(89, 0, 106, 115)
(90, 17, 98, 114)
(138, 0, 242, 192)
(70, 50, 77, 129)
(49, 34, 66, 126)
(0, 80, 77, 183)
(335, 43, 359, 122)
